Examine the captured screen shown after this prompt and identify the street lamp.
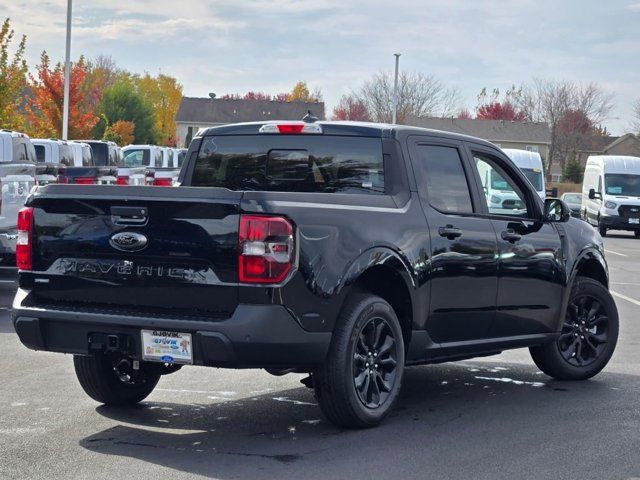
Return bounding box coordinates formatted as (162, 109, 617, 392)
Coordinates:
(62, 0, 72, 140)
(392, 53, 401, 125)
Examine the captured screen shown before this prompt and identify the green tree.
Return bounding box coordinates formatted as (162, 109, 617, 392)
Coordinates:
(0, 18, 28, 130)
(98, 78, 157, 144)
(563, 153, 583, 183)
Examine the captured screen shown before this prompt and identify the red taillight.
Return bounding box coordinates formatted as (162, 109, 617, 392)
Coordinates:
(153, 177, 172, 187)
(238, 215, 294, 284)
(16, 207, 34, 270)
(116, 175, 130, 186)
(73, 176, 96, 185)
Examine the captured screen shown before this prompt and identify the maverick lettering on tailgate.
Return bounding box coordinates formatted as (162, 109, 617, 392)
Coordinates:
(52, 258, 218, 283)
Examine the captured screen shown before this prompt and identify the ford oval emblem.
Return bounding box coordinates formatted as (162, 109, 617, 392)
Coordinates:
(109, 231, 148, 252)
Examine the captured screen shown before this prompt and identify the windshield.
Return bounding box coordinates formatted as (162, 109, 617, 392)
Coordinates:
(604, 174, 640, 197)
(521, 168, 543, 191)
(123, 148, 150, 167)
(563, 193, 582, 203)
(490, 169, 513, 191)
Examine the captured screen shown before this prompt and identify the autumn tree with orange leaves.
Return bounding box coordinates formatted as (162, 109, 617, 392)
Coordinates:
(25, 52, 98, 138)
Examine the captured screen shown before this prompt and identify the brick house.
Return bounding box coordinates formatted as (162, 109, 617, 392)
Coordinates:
(175, 97, 326, 147)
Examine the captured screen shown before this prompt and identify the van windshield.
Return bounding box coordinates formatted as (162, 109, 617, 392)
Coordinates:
(490, 169, 513, 191)
(521, 168, 543, 191)
(605, 174, 640, 196)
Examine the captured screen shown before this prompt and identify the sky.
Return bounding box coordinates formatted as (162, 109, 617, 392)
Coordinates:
(5, 0, 640, 134)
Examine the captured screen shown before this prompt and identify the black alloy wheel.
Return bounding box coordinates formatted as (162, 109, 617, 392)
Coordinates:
(353, 317, 399, 409)
(558, 294, 609, 367)
(530, 276, 618, 381)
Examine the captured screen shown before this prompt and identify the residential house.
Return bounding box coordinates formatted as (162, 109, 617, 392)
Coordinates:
(406, 116, 551, 165)
(175, 97, 326, 147)
(549, 133, 640, 181)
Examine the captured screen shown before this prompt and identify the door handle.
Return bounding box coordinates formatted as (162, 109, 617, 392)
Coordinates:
(438, 225, 462, 240)
(501, 229, 522, 243)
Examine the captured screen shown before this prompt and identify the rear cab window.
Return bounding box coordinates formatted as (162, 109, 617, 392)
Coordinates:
(191, 135, 385, 194)
(123, 149, 151, 167)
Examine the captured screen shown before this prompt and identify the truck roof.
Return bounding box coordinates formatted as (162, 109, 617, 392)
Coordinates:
(586, 155, 640, 174)
(197, 120, 499, 149)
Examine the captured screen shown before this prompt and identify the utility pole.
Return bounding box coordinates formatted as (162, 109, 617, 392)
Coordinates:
(62, 0, 72, 140)
(392, 53, 401, 124)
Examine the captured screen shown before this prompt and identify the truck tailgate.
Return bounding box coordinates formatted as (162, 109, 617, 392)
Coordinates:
(23, 185, 241, 318)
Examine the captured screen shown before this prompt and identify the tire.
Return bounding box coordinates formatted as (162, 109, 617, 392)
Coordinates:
(634, 230, 640, 239)
(314, 293, 405, 428)
(73, 353, 161, 405)
(530, 277, 618, 381)
(598, 223, 607, 237)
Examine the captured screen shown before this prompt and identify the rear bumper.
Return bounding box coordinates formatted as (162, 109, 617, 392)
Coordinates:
(599, 214, 640, 231)
(11, 289, 331, 368)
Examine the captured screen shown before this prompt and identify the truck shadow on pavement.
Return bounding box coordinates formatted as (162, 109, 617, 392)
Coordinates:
(80, 361, 639, 479)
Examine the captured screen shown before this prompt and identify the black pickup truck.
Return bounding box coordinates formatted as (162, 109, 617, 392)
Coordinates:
(12, 121, 618, 428)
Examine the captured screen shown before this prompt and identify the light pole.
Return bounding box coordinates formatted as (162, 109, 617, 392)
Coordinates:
(62, 0, 72, 140)
(392, 53, 401, 124)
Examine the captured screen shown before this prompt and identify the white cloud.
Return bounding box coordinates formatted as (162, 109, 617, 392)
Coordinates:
(4, 0, 640, 134)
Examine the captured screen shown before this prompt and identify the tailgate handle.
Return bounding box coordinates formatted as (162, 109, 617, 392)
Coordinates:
(111, 206, 148, 225)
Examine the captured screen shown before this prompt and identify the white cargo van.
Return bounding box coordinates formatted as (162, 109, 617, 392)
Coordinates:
(582, 155, 640, 237)
(502, 149, 546, 200)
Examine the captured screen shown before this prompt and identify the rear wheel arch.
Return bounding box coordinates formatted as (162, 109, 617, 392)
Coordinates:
(341, 252, 415, 349)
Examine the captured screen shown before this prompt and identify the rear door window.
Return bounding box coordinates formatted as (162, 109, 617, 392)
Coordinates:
(412, 144, 474, 214)
(192, 135, 384, 193)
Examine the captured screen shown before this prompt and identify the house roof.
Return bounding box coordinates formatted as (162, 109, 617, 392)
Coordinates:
(176, 97, 326, 124)
(577, 135, 620, 153)
(405, 116, 551, 144)
(603, 133, 640, 152)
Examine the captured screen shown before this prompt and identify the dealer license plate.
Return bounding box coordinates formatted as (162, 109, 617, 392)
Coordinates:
(141, 330, 193, 364)
(629, 218, 640, 224)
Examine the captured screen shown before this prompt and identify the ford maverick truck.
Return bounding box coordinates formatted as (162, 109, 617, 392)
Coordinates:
(12, 121, 618, 428)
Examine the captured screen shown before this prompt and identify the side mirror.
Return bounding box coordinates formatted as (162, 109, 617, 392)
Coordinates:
(588, 188, 602, 200)
(544, 198, 571, 223)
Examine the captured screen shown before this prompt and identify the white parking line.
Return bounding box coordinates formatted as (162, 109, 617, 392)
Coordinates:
(611, 282, 640, 286)
(605, 249, 628, 257)
(611, 290, 640, 307)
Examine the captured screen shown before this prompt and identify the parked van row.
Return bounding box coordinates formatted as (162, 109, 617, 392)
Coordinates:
(119, 145, 186, 186)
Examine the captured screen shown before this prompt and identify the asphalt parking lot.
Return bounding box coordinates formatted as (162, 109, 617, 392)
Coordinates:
(1, 233, 639, 480)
